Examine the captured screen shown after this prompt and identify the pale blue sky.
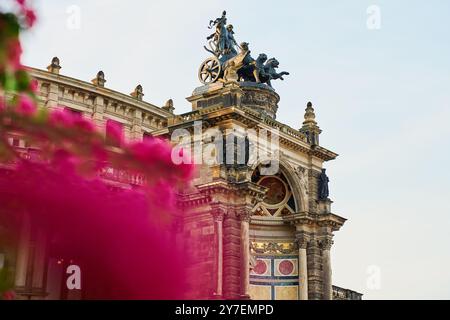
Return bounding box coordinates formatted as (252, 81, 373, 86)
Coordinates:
(18, 0, 450, 299)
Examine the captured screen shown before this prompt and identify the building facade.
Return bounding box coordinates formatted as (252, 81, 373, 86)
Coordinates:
(0, 54, 362, 300)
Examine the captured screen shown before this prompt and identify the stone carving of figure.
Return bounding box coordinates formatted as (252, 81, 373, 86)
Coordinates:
(223, 42, 252, 82)
(318, 168, 329, 200)
(206, 11, 229, 57)
(296, 166, 309, 205)
(225, 24, 238, 55)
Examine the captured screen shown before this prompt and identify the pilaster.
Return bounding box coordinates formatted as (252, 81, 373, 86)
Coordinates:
(306, 237, 323, 300)
(295, 231, 309, 300)
(222, 205, 242, 299)
(319, 236, 334, 300)
(211, 206, 226, 299)
(236, 206, 252, 300)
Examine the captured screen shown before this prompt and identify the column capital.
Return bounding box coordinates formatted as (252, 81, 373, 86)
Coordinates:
(295, 232, 310, 249)
(235, 207, 251, 222)
(318, 236, 334, 250)
(211, 207, 226, 222)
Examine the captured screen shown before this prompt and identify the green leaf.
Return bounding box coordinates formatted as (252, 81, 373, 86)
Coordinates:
(15, 69, 30, 91)
(3, 71, 16, 91)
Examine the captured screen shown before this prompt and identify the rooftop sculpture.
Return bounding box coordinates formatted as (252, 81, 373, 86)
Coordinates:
(198, 11, 289, 88)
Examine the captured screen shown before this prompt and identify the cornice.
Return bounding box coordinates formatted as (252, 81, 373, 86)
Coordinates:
(283, 211, 347, 231)
(27, 67, 173, 119)
(170, 105, 338, 161)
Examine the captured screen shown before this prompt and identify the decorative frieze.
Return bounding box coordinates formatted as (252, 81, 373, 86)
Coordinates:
(29, 67, 172, 139)
(250, 241, 298, 255)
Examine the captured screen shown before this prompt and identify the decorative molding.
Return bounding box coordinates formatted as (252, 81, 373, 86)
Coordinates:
(211, 205, 226, 221)
(235, 207, 252, 222)
(295, 232, 310, 249)
(318, 237, 334, 250)
(250, 241, 298, 255)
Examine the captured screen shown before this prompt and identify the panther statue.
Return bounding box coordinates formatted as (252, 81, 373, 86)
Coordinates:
(263, 58, 289, 88)
(237, 54, 289, 88)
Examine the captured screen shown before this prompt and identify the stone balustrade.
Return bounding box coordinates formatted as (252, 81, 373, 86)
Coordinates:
(332, 285, 363, 300)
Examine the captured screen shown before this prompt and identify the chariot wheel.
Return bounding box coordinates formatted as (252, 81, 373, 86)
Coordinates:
(198, 56, 221, 84)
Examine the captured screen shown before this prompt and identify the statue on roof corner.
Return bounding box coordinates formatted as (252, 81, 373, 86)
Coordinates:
(198, 11, 289, 88)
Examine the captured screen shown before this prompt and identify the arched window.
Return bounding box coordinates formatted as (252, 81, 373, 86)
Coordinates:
(251, 167, 297, 216)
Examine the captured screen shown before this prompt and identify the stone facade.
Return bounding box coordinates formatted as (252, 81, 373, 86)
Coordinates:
(171, 80, 353, 300)
(3, 58, 361, 300)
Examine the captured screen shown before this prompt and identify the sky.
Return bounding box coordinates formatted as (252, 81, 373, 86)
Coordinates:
(14, 0, 450, 299)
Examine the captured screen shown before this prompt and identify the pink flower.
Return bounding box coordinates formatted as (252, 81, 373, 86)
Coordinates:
(49, 109, 75, 127)
(73, 117, 95, 132)
(106, 120, 123, 145)
(29, 78, 38, 92)
(15, 1, 37, 28)
(0, 161, 191, 299)
(91, 144, 108, 170)
(24, 9, 36, 27)
(49, 108, 95, 133)
(2, 290, 16, 300)
(129, 138, 171, 162)
(128, 139, 194, 181)
(17, 94, 37, 115)
(7, 39, 22, 70)
(51, 149, 78, 173)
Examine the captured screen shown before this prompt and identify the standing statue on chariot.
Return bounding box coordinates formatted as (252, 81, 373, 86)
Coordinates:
(205, 11, 238, 61)
(225, 24, 239, 55)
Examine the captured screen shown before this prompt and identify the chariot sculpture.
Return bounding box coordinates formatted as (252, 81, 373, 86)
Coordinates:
(198, 11, 289, 88)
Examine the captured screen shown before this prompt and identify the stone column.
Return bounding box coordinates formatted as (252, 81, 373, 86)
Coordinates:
(320, 237, 334, 300)
(306, 237, 322, 300)
(31, 228, 48, 296)
(222, 208, 241, 299)
(237, 208, 251, 299)
(296, 233, 309, 300)
(14, 214, 48, 299)
(212, 208, 225, 298)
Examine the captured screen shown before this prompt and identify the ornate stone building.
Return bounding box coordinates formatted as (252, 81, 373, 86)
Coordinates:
(3, 53, 361, 300)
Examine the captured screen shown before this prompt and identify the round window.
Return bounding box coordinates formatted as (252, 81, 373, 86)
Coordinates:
(258, 176, 287, 206)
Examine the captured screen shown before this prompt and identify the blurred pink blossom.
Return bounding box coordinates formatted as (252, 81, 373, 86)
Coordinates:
(17, 94, 36, 115)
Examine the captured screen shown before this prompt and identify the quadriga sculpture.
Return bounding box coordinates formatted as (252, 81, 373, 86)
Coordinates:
(198, 11, 289, 89)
